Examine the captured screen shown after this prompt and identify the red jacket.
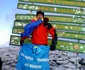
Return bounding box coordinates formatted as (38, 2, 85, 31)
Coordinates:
(32, 22, 55, 45)
(21, 19, 56, 45)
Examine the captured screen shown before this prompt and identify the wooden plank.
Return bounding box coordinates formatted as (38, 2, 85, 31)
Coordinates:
(17, 3, 85, 16)
(15, 14, 85, 24)
(19, 0, 85, 7)
(9, 35, 85, 53)
(12, 27, 85, 40)
(13, 21, 85, 32)
(14, 20, 30, 27)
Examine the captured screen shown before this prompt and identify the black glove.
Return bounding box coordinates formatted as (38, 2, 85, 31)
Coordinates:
(50, 32, 58, 51)
(50, 44, 56, 51)
(44, 23, 52, 30)
(44, 17, 49, 23)
(20, 40, 24, 46)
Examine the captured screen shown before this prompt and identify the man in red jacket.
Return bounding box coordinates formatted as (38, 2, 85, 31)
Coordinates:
(20, 10, 57, 50)
(16, 10, 58, 70)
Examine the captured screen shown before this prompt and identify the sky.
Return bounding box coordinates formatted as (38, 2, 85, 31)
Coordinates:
(0, 0, 18, 46)
(0, 0, 85, 58)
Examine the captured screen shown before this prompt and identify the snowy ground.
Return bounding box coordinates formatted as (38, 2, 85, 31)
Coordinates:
(0, 46, 85, 70)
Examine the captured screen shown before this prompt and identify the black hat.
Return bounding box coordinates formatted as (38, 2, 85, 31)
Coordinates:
(36, 10, 44, 17)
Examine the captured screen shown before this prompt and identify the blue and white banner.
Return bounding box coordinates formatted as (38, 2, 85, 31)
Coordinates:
(16, 44, 50, 70)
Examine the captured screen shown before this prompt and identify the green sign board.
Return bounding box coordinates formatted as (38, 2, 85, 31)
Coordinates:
(19, 0, 85, 7)
(13, 21, 85, 33)
(15, 14, 85, 24)
(10, 35, 85, 53)
(13, 20, 85, 40)
(12, 27, 85, 40)
(10, 0, 85, 53)
(18, 3, 85, 16)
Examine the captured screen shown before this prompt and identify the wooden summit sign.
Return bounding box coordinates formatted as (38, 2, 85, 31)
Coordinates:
(9, 0, 85, 53)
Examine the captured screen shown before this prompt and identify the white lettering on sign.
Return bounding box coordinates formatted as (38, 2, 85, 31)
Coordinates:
(23, 5, 27, 9)
(36, 6, 39, 10)
(54, 8, 57, 12)
(28, 6, 38, 10)
(29, 6, 35, 9)
(25, 63, 42, 69)
(82, 28, 85, 31)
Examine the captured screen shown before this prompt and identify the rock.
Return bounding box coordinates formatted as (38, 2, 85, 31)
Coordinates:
(63, 63, 76, 69)
(54, 66, 65, 70)
(0, 47, 85, 70)
(64, 68, 76, 70)
(68, 58, 77, 64)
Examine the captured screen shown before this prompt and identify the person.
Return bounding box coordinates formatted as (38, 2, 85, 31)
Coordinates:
(16, 10, 58, 70)
(20, 10, 57, 50)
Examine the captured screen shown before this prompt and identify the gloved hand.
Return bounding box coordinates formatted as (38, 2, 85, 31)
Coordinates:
(50, 44, 56, 51)
(43, 18, 52, 30)
(44, 17, 49, 23)
(20, 39, 24, 46)
(50, 34, 57, 51)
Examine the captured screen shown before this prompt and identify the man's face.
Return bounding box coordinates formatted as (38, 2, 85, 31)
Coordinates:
(37, 14, 44, 20)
